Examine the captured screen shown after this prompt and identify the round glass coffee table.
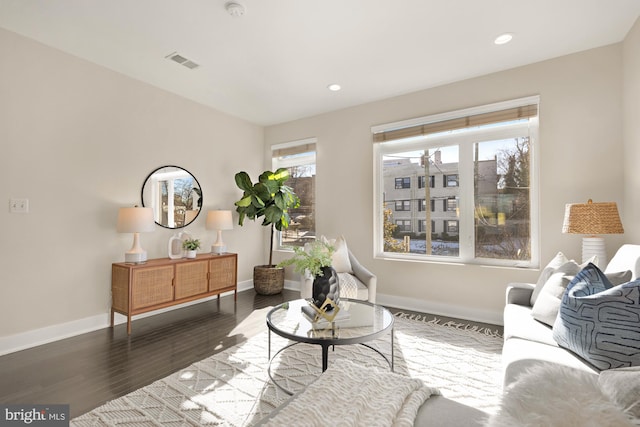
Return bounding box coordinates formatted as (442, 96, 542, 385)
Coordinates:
(266, 298, 394, 394)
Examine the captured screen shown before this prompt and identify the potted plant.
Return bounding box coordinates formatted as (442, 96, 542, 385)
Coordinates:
(234, 168, 300, 295)
(278, 240, 340, 308)
(182, 238, 201, 259)
(278, 240, 334, 277)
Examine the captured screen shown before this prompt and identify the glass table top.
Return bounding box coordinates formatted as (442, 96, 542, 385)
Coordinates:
(266, 298, 394, 344)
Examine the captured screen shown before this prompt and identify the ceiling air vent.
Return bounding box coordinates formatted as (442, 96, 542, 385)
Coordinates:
(165, 52, 200, 70)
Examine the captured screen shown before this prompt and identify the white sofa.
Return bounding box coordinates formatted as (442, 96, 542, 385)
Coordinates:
(501, 244, 640, 387)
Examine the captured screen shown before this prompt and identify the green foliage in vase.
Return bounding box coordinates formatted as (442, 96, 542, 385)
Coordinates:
(278, 240, 335, 277)
(182, 238, 201, 251)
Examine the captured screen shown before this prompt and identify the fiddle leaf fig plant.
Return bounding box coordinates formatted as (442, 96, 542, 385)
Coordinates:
(234, 168, 300, 266)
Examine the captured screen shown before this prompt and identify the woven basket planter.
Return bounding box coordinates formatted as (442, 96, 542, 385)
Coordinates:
(253, 265, 284, 295)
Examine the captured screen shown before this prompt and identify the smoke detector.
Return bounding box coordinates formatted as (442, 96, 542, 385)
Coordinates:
(225, 1, 246, 17)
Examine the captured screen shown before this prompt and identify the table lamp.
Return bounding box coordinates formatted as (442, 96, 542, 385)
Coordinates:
(117, 206, 155, 263)
(562, 199, 624, 268)
(206, 210, 233, 254)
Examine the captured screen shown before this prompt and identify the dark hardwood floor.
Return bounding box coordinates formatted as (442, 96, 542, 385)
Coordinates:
(0, 289, 501, 418)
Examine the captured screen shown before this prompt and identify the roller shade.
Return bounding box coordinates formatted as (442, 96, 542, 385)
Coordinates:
(373, 104, 538, 143)
(272, 142, 316, 158)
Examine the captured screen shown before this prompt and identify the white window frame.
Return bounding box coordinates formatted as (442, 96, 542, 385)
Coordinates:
(372, 96, 539, 268)
(272, 137, 317, 251)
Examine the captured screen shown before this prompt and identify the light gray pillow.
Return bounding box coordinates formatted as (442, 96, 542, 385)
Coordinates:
(531, 271, 574, 326)
(530, 254, 599, 306)
(530, 252, 569, 305)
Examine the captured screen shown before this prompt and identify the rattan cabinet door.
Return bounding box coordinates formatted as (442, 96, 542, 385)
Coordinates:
(209, 255, 237, 292)
(131, 265, 174, 309)
(175, 260, 208, 299)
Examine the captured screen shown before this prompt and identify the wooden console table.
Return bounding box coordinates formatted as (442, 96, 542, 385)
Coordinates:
(111, 252, 237, 334)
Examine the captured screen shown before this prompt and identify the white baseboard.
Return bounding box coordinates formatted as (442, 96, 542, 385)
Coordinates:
(283, 279, 301, 292)
(0, 280, 500, 356)
(0, 279, 254, 356)
(377, 293, 503, 326)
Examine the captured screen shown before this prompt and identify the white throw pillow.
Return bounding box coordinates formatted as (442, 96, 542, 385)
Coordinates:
(530, 253, 597, 306)
(530, 252, 570, 305)
(531, 270, 575, 327)
(320, 235, 353, 274)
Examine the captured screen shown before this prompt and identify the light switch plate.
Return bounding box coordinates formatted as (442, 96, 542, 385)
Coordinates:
(10, 198, 29, 213)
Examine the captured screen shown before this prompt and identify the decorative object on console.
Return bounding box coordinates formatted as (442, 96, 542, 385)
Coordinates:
(182, 238, 201, 259)
(562, 199, 624, 268)
(206, 210, 233, 254)
(141, 165, 202, 229)
(168, 232, 191, 259)
(116, 206, 155, 264)
(234, 168, 300, 295)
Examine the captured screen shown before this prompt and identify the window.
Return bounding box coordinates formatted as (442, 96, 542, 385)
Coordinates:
(395, 220, 411, 232)
(374, 96, 539, 266)
(272, 138, 316, 249)
(395, 200, 411, 211)
(395, 177, 411, 189)
(444, 174, 459, 187)
(419, 175, 435, 188)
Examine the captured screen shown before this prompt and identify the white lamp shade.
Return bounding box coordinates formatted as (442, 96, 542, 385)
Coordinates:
(206, 210, 233, 230)
(117, 206, 155, 263)
(117, 207, 155, 233)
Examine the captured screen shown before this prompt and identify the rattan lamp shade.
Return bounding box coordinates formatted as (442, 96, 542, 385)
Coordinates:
(562, 199, 623, 267)
(562, 200, 624, 235)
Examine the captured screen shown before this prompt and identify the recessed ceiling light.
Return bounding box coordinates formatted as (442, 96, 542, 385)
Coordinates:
(494, 33, 513, 45)
(327, 84, 341, 92)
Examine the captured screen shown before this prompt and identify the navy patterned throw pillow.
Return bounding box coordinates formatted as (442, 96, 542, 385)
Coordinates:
(552, 263, 640, 370)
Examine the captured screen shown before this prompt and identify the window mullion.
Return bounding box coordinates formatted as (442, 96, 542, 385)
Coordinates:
(457, 142, 474, 262)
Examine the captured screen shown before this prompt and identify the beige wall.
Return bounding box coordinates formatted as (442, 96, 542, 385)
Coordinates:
(0, 28, 266, 343)
(624, 18, 640, 242)
(266, 43, 627, 324)
(2, 20, 638, 351)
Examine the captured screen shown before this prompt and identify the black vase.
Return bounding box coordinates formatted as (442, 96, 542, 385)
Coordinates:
(312, 266, 340, 310)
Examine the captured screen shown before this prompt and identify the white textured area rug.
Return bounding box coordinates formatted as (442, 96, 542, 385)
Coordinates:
(71, 314, 503, 427)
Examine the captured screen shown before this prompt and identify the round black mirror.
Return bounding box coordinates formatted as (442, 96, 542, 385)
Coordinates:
(141, 165, 202, 229)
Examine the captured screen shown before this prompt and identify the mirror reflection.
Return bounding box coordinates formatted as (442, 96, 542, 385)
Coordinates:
(141, 165, 202, 229)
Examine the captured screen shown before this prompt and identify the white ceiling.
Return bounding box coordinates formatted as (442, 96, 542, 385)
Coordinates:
(1, 1, 639, 126)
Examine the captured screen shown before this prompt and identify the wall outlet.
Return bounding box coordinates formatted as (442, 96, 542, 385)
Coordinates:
(10, 198, 29, 213)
